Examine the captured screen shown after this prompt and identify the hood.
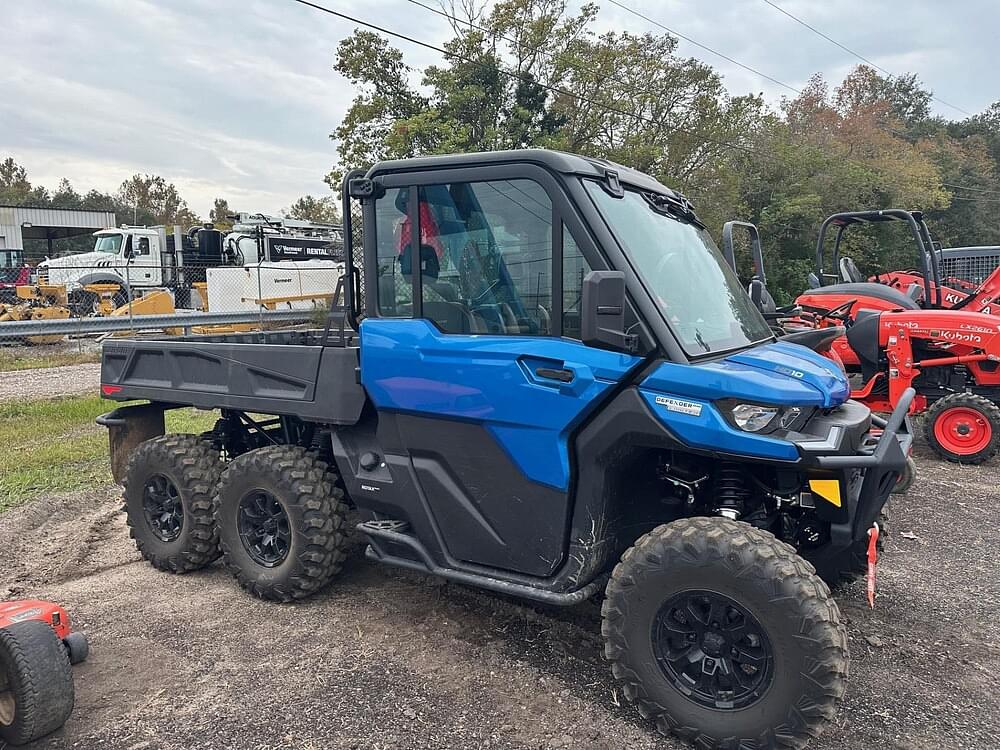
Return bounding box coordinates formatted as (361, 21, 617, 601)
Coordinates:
(40, 252, 121, 270)
(641, 341, 850, 409)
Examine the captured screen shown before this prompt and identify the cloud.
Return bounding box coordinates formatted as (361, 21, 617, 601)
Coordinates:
(0, 0, 994, 218)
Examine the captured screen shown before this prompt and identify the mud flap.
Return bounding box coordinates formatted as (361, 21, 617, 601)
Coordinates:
(96, 405, 166, 484)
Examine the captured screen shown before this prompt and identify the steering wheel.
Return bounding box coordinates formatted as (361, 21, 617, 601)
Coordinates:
(818, 299, 856, 323)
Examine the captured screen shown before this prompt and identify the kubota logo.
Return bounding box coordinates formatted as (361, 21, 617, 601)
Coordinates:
(940, 331, 982, 343)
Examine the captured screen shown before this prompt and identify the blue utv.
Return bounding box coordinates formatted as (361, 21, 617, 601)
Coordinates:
(98, 149, 913, 749)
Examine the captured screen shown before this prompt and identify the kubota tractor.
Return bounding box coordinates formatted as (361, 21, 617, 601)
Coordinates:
(725, 217, 1000, 464)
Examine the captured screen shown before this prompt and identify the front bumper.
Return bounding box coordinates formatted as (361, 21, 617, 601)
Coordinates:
(797, 388, 915, 572)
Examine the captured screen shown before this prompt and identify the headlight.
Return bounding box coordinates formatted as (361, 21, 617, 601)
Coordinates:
(724, 402, 813, 433)
(730, 403, 780, 432)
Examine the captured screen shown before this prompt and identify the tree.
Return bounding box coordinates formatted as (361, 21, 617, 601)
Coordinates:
(0, 156, 49, 205)
(285, 195, 340, 224)
(209, 198, 234, 229)
(116, 174, 199, 226)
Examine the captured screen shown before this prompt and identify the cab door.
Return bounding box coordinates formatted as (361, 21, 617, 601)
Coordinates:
(359, 168, 642, 577)
(125, 233, 163, 287)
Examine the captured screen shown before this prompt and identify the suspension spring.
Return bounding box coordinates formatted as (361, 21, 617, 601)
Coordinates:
(716, 463, 749, 519)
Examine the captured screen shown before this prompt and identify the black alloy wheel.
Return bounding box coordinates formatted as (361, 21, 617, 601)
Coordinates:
(142, 473, 184, 542)
(652, 589, 773, 710)
(237, 490, 291, 567)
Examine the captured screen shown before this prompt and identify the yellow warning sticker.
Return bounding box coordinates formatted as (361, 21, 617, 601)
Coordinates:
(809, 479, 842, 508)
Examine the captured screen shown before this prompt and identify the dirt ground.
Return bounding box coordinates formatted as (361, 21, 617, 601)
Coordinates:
(1, 442, 998, 750)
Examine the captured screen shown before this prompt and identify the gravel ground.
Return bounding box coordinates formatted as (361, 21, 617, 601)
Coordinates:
(1, 442, 998, 750)
(0, 363, 101, 402)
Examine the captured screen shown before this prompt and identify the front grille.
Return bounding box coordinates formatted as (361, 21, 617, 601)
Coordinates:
(37, 266, 49, 284)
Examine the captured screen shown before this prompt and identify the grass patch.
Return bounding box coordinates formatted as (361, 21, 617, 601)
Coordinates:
(0, 395, 216, 512)
(0, 349, 101, 372)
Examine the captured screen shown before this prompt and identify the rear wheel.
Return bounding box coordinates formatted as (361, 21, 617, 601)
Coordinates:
(214, 446, 349, 602)
(925, 393, 1000, 464)
(124, 434, 223, 572)
(0, 620, 75, 745)
(602, 517, 848, 750)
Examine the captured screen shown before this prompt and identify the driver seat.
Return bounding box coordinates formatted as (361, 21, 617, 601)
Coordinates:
(839, 256, 864, 283)
(845, 310, 883, 382)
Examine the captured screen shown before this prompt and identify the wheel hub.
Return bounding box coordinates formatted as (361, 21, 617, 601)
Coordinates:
(652, 590, 774, 710)
(142, 473, 183, 542)
(237, 490, 290, 568)
(0, 691, 13, 726)
(0, 666, 14, 726)
(701, 631, 726, 657)
(934, 406, 992, 455)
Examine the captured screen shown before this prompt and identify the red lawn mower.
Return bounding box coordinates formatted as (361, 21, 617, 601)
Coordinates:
(0, 600, 87, 745)
(724, 217, 1000, 465)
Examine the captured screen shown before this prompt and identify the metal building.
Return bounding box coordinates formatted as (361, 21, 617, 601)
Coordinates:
(0, 205, 117, 257)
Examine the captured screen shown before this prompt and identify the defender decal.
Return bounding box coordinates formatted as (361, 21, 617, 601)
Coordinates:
(655, 395, 703, 417)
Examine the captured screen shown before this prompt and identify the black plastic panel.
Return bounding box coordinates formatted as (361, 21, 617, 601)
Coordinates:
(395, 415, 569, 577)
(101, 337, 366, 425)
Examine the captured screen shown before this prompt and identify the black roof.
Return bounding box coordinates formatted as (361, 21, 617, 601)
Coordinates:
(367, 148, 682, 200)
(828, 209, 924, 226)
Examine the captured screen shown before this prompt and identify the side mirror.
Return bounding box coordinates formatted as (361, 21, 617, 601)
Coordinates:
(748, 278, 764, 307)
(581, 270, 637, 353)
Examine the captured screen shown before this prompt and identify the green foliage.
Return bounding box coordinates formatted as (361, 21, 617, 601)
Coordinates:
(0, 156, 205, 258)
(116, 173, 200, 226)
(209, 197, 234, 229)
(326, 2, 1000, 303)
(285, 194, 340, 223)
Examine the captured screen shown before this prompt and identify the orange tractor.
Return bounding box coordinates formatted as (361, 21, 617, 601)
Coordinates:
(725, 215, 1000, 464)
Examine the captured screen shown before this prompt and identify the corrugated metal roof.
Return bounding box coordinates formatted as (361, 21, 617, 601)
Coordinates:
(0, 205, 116, 227)
(0, 205, 117, 249)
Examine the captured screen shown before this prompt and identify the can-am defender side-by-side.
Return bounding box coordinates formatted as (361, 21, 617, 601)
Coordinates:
(97, 150, 913, 750)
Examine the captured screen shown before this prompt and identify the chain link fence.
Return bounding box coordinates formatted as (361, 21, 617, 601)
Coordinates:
(0, 260, 346, 355)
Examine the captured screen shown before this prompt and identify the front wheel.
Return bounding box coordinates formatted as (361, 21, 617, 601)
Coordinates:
(602, 517, 848, 750)
(925, 393, 1000, 464)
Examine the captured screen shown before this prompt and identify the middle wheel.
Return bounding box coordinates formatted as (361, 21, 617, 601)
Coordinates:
(214, 445, 349, 602)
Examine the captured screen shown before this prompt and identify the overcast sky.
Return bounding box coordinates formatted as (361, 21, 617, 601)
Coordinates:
(2, 0, 996, 217)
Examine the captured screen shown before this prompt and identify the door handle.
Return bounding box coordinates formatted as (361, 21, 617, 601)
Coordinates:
(535, 367, 574, 383)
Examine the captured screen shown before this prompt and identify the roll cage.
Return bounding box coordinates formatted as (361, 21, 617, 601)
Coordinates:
(814, 209, 943, 308)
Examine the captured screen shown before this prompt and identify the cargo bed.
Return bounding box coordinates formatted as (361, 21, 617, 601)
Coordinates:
(100, 329, 365, 424)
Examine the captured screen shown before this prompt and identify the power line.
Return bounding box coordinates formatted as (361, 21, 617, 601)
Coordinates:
(405, 0, 687, 110)
(290, 0, 999, 203)
(602, 0, 992, 193)
(950, 195, 1000, 203)
(288, 0, 759, 156)
(604, 0, 802, 95)
(759, 0, 973, 117)
(944, 182, 1000, 195)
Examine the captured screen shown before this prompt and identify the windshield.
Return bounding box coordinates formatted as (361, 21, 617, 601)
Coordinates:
(586, 182, 772, 356)
(93, 233, 123, 254)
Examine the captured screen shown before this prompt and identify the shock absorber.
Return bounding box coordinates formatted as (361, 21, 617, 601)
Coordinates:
(716, 463, 748, 520)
